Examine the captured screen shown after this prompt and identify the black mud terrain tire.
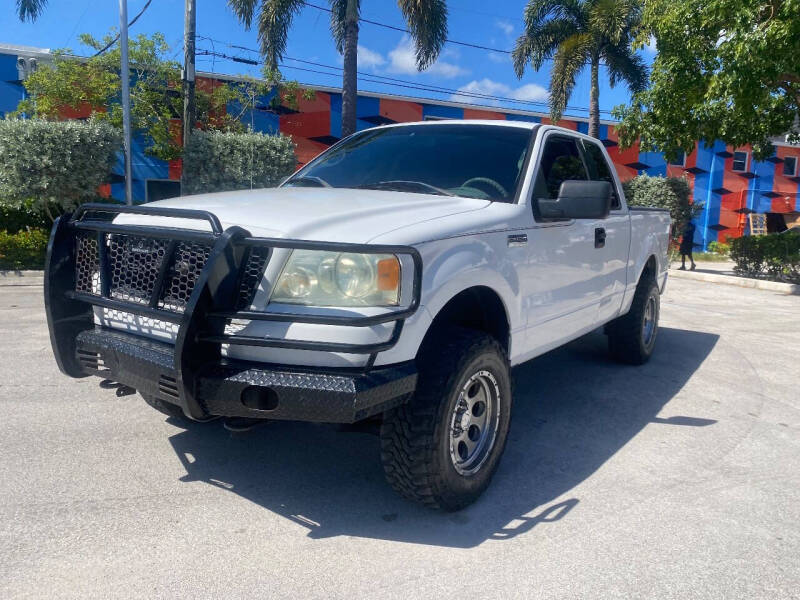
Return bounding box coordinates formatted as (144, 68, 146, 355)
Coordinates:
(380, 328, 512, 511)
(607, 274, 660, 365)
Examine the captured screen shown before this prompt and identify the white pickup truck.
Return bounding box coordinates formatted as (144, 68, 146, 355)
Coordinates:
(45, 121, 670, 510)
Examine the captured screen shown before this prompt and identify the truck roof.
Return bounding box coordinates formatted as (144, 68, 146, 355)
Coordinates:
(371, 119, 541, 132)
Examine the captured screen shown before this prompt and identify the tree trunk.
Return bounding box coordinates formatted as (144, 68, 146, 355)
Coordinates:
(588, 56, 600, 139)
(340, 0, 359, 138)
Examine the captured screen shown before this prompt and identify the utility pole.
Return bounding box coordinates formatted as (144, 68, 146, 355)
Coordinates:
(182, 0, 196, 150)
(119, 0, 133, 205)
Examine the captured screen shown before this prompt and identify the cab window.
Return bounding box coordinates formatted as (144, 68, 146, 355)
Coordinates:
(581, 139, 620, 209)
(533, 136, 588, 202)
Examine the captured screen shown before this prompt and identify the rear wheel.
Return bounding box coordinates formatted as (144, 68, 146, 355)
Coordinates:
(380, 328, 512, 511)
(607, 276, 660, 365)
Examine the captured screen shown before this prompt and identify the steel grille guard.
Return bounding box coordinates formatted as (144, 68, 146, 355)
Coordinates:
(44, 203, 423, 420)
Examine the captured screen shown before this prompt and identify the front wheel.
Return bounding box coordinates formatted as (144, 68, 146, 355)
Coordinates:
(380, 328, 512, 511)
(607, 276, 660, 365)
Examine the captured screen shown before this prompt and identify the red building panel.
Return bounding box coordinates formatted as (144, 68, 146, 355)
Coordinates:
(379, 98, 422, 123)
(605, 125, 639, 181)
(463, 108, 505, 120)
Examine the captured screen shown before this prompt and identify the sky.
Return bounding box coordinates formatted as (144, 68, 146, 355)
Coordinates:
(1, 0, 654, 120)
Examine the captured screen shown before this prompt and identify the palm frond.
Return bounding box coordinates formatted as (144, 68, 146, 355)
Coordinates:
(590, 0, 641, 45)
(16, 0, 48, 22)
(512, 17, 578, 77)
(602, 41, 648, 92)
(328, 0, 353, 54)
(227, 0, 257, 27)
(253, 0, 306, 72)
(397, 0, 448, 70)
(522, 0, 587, 32)
(549, 32, 592, 122)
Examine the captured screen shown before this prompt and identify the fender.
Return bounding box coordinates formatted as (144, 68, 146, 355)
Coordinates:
(375, 232, 522, 366)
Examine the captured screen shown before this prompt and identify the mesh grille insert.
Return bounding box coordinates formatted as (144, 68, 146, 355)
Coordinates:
(73, 232, 267, 314)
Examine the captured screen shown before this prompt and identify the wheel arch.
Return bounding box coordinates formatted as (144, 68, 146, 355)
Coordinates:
(418, 285, 512, 357)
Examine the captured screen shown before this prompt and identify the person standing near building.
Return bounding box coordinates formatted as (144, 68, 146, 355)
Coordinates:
(679, 220, 696, 270)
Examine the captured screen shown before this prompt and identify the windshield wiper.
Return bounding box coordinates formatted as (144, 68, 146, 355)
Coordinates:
(284, 175, 331, 188)
(357, 180, 454, 196)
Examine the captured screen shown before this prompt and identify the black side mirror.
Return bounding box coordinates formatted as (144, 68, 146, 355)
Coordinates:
(537, 180, 612, 220)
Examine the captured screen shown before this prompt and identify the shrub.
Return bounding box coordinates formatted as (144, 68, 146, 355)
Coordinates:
(0, 229, 49, 270)
(181, 130, 296, 195)
(707, 241, 730, 256)
(729, 231, 800, 283)
(0, 118, 121, 217)
(0, 199, 49, 233)
(622, 175, 701, 242)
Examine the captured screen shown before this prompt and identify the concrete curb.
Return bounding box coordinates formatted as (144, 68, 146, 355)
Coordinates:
(669, 268, 800, 295)
(0, 270, 44, 286)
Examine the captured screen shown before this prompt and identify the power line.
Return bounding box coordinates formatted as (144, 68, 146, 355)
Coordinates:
(197, 46, 614, 115)
(93, 0, 154, 57)
(301, 1, 514, 55)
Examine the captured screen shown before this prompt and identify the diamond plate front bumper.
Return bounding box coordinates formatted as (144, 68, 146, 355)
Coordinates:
(75, 328, 417, 423)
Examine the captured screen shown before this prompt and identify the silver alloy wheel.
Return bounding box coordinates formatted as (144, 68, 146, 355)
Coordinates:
(642, 294, 657, 347)
(449, 370, 501, 476)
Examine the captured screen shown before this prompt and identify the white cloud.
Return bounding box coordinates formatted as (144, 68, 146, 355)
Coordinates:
(357, 45, 386, 69)
(387, 37, 468, 78)
(495, 19, 514, 37)
(643, 36, 657, 54)
(488, 51, 509, 64)
(450, 78, 548, 106)
(511, 83, 549, 102)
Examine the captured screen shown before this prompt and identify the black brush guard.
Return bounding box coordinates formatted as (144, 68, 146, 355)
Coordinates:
(45, 203, 422, 422)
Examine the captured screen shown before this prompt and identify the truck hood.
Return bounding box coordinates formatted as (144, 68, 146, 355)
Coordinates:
(135, 187, 491, 243)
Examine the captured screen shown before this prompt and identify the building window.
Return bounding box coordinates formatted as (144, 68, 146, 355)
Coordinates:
(732, 151, 749, 172)
(668, 150, 686, 167)
(783, 156, 798, 177)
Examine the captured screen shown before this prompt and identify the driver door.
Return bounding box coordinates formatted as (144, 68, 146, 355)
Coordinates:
(520, 133, 608, 356)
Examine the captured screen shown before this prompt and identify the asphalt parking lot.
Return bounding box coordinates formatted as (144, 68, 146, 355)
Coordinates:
(1, 275, 798, 599)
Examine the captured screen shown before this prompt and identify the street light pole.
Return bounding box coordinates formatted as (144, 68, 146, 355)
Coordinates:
(119, 0, 133, 205)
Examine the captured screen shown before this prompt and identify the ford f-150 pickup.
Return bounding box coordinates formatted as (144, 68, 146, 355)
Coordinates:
(45, 121, 670, 510)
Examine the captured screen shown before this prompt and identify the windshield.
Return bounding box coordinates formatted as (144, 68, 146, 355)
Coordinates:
(283, 124, 533, 202)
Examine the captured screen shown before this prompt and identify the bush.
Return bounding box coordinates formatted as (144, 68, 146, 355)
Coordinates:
(707, 241, 730, 256)
(181, 130, 296, 195)
(0, 229, 49, 270)
(0, 118, 121, 216)
(0, 199, 49, 233)
(729, 231, 800, 283)
(622, 175, 700, 242)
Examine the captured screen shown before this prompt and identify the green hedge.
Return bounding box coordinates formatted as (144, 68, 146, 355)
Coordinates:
(729, 231, 800, 283)
(0, 229, 49, 270)
(0, 118, 121, 214)
(181, 130, 296, 195)
(622, 175, 699, 242)
(0, 200, 49, 233)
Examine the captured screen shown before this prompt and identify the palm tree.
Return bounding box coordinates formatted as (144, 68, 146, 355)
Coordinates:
(228, 0, 448, 137)
(512, 0, 647, 138)
(16, 0, 48, 21)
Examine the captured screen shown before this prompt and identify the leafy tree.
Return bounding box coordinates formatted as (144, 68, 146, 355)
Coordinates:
(15, 32, 276, 161)
(228, 0, 448, 137)
(614, 0, 800, 161)
(512, 0, 648, 138)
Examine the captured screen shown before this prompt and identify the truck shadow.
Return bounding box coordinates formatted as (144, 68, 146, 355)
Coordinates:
(167, 326, 718, 548)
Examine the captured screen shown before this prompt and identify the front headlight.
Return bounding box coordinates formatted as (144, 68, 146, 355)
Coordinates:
(271, 250, 401, 306)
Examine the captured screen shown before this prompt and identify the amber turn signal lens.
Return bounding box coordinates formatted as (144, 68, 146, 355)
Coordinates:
(377, 257, 400, 291)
